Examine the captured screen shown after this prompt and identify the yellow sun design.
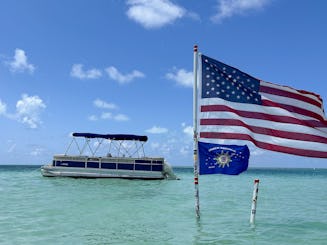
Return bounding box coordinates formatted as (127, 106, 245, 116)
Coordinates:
(214, 151, 233, 168)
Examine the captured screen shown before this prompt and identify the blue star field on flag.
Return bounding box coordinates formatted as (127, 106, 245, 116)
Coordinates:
(201, 54, 262, 104)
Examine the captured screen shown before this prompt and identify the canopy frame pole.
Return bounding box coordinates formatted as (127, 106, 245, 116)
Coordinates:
(65, 138, 74, 156)
(86, 138, 95, 156)
(93, 138, 104, 156)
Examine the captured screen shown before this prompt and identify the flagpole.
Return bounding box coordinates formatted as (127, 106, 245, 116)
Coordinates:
(193, 45, 200, 218)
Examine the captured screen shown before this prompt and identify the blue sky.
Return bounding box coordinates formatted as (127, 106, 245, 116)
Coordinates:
(0, 0, 326, 167)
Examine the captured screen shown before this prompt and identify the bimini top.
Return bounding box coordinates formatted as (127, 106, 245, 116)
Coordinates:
(72, 133, 148, 142)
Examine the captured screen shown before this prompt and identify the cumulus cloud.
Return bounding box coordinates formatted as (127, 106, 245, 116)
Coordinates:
(15, 94, 46, 128)
(114, 114, 130, 121)
(30, 147, 44, 156)
(105, 66, 145, 84)
(0, 99, 7, 115)
(182, 124, 193, 137)
(126, 0, 185, 29)
(150, 142, 160, 149)
(166, 68, 193, 87)
(146, 126, 168, 134)
(101, 112, 112, 120)
(180, 145, 191, 156)
(6, 48, 35, 73)
(211, 0, 269, 23)
(89, 113, 129, 122)
(88, 115, 98, 121)
(70, 64, 102, 79)
(93, 99, 117, 110)
(89, 99, 129, 122)
(0, 95, 46, 128)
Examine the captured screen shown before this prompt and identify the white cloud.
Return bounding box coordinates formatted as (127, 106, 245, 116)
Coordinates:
(144, 129, 195, 164)
(6, 48, 35, 73)
(101, 112, 112, 119)
(105, 66, 144, 84)
(182, 125, 193, 137)
(211, 0, 269, 23)
(70, 64, 102, 79)
(93, 99, 117, 110)
(150, 142, 172, 155)
(88, 115, 98, 121)
(146, 126, 168, 134)
(126, 0, 185, 29)
(0, 100, 7, 115)
(151, 142, 160, 149)
(114, 114, 129, 121)
(30, 147, 44, 156)
(15, 94, 46, 128)
(180, 145, 191, 156)
(166, 68, 193, 87)
(187, 11, 201, 21)
(0, 96, 45, 128)
(89, 99, 129, 122)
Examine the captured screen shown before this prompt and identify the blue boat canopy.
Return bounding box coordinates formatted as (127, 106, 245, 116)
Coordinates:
(72, 133, 148, 142)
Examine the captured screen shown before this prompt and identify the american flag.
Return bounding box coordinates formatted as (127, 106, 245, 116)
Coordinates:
(199, 54, 327, 158)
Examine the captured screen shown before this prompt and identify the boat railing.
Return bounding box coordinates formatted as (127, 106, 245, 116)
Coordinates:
(53, 155, 164, 172)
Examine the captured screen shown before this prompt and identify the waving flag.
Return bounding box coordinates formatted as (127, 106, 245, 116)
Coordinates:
(199, 54, 327, 158)
(198, 142, 249, 175)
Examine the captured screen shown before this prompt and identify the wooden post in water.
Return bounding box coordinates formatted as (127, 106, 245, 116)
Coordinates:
(250, 179, 260, 224)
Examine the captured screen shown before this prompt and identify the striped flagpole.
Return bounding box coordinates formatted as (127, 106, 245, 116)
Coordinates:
(250, 179, 260, 224)
(193, 45, 200, 218)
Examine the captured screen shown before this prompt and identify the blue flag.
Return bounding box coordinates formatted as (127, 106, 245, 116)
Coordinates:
(198, 141, 249, 175)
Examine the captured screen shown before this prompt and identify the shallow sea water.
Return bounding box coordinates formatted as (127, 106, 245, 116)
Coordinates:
(1, 166, 327, 244)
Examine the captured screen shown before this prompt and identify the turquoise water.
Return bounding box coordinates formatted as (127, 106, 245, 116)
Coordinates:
(1, 166, 327, 244)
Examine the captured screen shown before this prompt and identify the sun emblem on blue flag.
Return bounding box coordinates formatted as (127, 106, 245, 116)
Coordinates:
(214, 151, 236, 168)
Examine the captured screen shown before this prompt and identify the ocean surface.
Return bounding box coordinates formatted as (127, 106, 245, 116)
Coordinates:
(1, 166, 327, 245)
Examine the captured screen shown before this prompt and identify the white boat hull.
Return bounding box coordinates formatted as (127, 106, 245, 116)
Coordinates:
(41, 165, 166, 179)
